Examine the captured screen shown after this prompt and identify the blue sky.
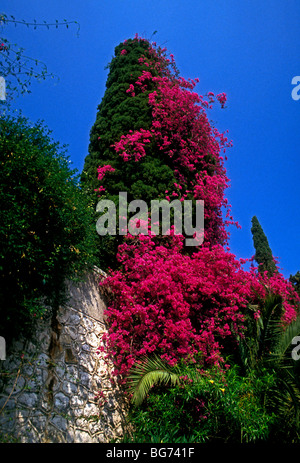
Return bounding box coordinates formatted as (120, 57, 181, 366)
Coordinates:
(1, 0, 299, 278)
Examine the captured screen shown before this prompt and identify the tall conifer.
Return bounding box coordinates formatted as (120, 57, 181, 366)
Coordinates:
(81, 37, 177, 268)
(82, 35, 232, 269)
(290, 271, 300, 297)
(81, 37, 176, 202)
(251, 216, 276, 275)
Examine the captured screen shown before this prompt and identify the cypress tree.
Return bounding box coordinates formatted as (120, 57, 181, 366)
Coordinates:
(81, 36, 176, 201)
(82, 35, 232, 270)
(81, 37, 177, 269)
(251, 216, 276, 275)
(290, 271, 300, 297)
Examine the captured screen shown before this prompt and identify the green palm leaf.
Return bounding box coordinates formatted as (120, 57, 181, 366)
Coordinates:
(268, 314, 300, 367)
(239, 291, 300, 434)
(259, 293, 284, 356)
(238, 294, 283, 371)
(126, 355, 181, 407)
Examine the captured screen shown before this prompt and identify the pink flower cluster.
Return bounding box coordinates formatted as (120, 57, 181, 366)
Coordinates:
(100, 234, 299, 379)
(126, 83, 135, 97)
(110, 41, 234, 245)
(256, 264, 299, 324)
(114, 129, 153, 162)
(97, 164, 115, 181)
(94, 164, 115, 195)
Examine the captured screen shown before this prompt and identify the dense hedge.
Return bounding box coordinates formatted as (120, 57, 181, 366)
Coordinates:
(0, 115, 97, 341)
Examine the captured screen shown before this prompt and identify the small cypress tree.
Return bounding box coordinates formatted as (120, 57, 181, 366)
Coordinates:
(290, 271, 300, 297)
(251, 216, 276, 275)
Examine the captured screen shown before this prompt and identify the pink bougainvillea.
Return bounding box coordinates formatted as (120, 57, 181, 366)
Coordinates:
(94, 164, 115, 195)
(99, 233, 299, 379)
(96, 164, 115, 181)
(114, 129, 153, 162)
(97, 36, 299, 380)
(110, 38, 234, 246)
(254, 263, 299, 324)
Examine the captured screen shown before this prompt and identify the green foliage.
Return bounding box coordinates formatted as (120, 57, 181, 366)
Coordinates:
(238, 293, 300, 441)
(0, 115, 97, 341)
(127, 355, 181, 407)
(123, 291, 300, 444)
(82, 38, 158, 196)
(238, 293, 300, 375)
(290, 271, 300, 297)
(238, 294, 284, 371)
(122, 360, 277, 443)
(251, 216, 276, 275)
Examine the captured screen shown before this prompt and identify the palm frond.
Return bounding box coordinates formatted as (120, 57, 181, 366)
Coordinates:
(259, 294, 284, 357)
(268, 314, 300, 367)
(238, 336, 257, 373)
(268, 373, 300, 425)
(127, 355, 181, 407)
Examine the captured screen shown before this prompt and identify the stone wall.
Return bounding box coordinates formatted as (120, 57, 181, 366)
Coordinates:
(0, 270, 129, 443)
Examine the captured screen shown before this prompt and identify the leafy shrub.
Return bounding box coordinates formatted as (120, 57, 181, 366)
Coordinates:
(0, 115, 97, 341)
(122, 361, 277, 443)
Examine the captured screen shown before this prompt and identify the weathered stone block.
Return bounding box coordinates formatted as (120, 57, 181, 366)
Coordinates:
(54, 392, 70, 411)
